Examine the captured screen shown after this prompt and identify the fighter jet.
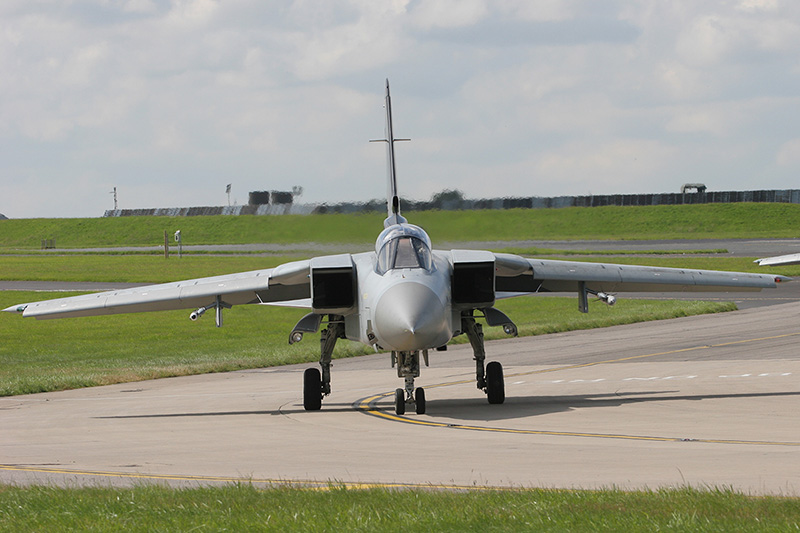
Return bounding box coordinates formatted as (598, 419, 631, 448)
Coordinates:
(5, 81, 791, 416)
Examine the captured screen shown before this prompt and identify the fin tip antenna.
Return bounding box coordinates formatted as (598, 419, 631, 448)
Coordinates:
(382, 79, 407, 227)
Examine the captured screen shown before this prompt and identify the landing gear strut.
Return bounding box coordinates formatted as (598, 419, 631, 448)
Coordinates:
(462, 313, 505, 404)
(392, 350, 427, 415)
(302, 316, 345, 411)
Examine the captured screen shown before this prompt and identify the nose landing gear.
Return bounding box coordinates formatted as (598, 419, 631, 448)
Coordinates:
(392, 350, 427, 415)
(393, 386, 426, 415)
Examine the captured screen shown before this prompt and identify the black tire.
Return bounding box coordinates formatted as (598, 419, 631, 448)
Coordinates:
(303, 368, 322, 411)
(394, 388, 406, 415)
(486, 361, 505, 404)
(415, 387, 426, 415)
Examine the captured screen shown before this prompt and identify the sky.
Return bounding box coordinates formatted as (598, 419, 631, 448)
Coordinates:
(2, 0, 800, 218)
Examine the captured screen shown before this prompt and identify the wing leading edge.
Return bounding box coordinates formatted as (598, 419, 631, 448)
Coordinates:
(755, 253, 800, 267)
(494, 254, 789, 294)
(4, 259, 313, 320)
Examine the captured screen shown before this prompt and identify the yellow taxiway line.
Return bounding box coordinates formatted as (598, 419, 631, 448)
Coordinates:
(0, 464, 502, 491)
(357, 331, 800, 447)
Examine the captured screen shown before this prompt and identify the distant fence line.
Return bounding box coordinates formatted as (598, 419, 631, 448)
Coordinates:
(103, 189, 800, 217)
(104, 205, 315, 217)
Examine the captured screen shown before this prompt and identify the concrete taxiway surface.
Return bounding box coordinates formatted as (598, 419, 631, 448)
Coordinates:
(2, 301, 799, 494)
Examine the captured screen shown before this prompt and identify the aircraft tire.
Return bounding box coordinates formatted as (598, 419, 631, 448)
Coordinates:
(486, 361, 505, 404)
(415, 387, 426, 415)
(303, 368, 323, 411)
(394, 388, 406, 415)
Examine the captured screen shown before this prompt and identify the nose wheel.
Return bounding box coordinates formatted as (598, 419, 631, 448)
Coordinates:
(394, 386, 426, 415)
(394, 388, 405, 415)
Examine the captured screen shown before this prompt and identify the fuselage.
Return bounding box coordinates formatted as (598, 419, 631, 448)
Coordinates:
(347, 224, 455, 352)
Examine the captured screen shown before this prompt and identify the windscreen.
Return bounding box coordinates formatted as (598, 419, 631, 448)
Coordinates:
(375, 224, 433, 274)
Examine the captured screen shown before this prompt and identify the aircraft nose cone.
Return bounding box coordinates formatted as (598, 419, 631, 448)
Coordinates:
(373, 282, 450, 351)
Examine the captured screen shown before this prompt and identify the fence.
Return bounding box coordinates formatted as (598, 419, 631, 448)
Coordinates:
(103, 189, 800, 217)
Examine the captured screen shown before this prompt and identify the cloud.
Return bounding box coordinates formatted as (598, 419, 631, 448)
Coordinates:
(777, 139, 800, 167)
(409, 0, 486, 29)
(2, 1, 800, 218)
(535, 139, 678, 192)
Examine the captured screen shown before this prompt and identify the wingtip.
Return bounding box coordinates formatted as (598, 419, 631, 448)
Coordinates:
(3, 304, 28, 314)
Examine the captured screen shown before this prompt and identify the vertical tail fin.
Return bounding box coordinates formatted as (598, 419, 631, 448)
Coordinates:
(372, 79, 409, 227)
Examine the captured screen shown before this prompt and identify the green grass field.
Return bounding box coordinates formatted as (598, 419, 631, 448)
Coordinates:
(3, 203, 800, 249)
(2, 253, 799, 284)
(1, 484, 797, 531)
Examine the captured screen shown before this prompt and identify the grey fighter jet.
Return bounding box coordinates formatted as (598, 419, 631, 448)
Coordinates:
(5, 81, 791, 416)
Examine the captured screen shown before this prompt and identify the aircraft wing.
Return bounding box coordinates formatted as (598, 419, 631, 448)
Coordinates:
(3, 259, 312, 320)
(494, 254, 789, 294)
(755, 253, 800, 267)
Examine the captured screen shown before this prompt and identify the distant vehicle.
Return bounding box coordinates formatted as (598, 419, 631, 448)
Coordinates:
(5, 81, 791, 416)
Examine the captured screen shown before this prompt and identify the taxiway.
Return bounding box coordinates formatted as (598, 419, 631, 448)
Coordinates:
(2, 301, 799, 494)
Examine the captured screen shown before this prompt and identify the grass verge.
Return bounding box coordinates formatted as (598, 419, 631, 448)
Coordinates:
(1, 253, 799, 284)
(4, 203, 800, 249)
(0, 484, 797, 531)
(0, 291, 734, 397)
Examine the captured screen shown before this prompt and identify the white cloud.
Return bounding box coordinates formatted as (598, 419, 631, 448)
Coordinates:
(664, 105, 740, 136)
(777, 139, 800, 167)
(736, 0, 778, 13)
(61, 42, 110, 87)
(535, 139, 678, 192)
(497, 0, 577, 22)
(410, 0, 487, 29)
(2, 1, 800, 218)
(164, 0, 219, 29)
(123, 0, 159, 15)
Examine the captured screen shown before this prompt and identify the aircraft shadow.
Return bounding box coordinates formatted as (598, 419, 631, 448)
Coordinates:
(403, 390, 800, 423)
(95, 402, 358, 419)
(94, 391, 800, 423)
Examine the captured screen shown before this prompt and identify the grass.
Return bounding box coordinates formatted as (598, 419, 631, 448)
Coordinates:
(0, 255, 290, 283)
(1, 209, 798, 521)
(4, 203, 800, 250)
(0, 290, 734, 397)
(0, 484, 797, 531)
(2, 252, 799, 284)
(0, 224, 789, 397)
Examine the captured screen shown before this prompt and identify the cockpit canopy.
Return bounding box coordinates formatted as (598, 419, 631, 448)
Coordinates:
(375, 224, 433, 274)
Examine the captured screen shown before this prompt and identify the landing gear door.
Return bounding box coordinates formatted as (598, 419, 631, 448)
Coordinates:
(451, 250, 495, 309)
(310, 254, 356, 314)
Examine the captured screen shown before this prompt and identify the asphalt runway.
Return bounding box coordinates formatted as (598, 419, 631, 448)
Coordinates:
(3, 301, 799, 494)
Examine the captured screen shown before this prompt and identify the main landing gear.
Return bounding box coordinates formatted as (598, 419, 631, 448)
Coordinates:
(301, 312, 507, 414)
(302, 317, 345, 411)
(463, 314, 505, 405)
